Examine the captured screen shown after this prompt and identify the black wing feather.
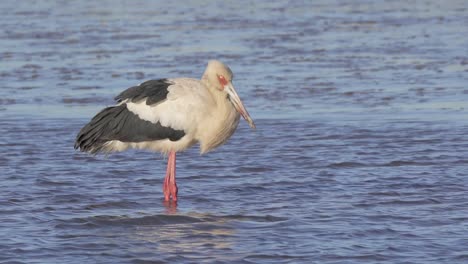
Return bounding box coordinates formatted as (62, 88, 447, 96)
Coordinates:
(74, 104, 185, 154)
(114, 79, 172, 105)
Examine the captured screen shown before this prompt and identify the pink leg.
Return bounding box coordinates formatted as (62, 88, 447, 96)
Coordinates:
(162, 151, 178, 201)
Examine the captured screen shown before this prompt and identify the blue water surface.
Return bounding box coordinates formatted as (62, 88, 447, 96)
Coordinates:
(1, 1, 468, 263)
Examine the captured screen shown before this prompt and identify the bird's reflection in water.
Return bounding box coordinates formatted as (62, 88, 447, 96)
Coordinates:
(130, 209, 236, 260)
(162, 200, 178, 215)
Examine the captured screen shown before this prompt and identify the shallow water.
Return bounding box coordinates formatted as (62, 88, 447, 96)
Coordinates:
(1, 1, 468, 263)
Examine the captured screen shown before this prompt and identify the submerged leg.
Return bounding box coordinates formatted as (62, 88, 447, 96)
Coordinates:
(162, 151, 178, 201)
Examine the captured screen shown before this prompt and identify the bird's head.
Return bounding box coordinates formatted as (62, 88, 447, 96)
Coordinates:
(203, 60, 256, 129)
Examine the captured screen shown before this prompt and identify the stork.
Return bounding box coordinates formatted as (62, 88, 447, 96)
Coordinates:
(74, 60, 255, 202)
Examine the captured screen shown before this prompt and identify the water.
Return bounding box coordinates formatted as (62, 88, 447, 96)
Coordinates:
(1, 0, 468, 263)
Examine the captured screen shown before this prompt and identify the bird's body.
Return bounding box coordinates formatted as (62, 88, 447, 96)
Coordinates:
(75, 60, 255, 201)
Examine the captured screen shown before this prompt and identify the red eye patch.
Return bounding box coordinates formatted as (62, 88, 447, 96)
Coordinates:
(217, 75, 228, 86)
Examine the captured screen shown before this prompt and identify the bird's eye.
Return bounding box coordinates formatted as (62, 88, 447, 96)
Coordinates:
(217, 75, 228, 88)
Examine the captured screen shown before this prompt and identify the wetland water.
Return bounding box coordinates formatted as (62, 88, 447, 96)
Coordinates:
(1, 1, 468, 263)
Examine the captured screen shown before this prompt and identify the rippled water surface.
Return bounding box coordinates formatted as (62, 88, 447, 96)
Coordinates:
(1, 1, 468, 263)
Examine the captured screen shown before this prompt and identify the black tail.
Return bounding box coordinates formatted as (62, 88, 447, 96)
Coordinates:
(74, 105, 127, 154)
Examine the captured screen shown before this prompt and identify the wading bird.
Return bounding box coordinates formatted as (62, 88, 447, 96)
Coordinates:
(74, 60, 255, 201)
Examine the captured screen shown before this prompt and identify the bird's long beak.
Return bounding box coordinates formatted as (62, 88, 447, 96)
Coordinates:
(225, 82, 256, 129)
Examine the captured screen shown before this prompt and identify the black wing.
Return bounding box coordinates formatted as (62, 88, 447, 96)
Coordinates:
(74, 104, 185, 154)
(114, 79, 173, 105)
